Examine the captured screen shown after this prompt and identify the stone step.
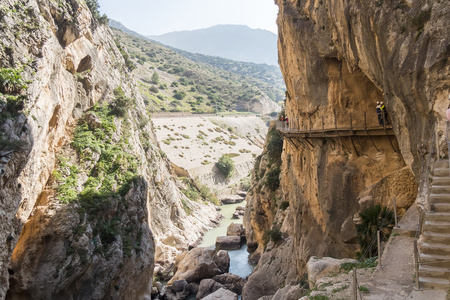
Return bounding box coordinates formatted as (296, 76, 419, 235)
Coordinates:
(434, 168, 450, 177)
(424, 212, 450, 222)
(420, 253, 450, 268)
(431, 203, 450, 213)
(430, 194, 450, 203)
(421, 242, 450, 256)
(419, 276, 450, 289)
(431, 186, 450, 194)
(419, 265, 450, 278)
(435, 160, 449, 169)
(423, 221, 450, 234)
(423, 231, 450, 244)
(432, 177, 450, 186)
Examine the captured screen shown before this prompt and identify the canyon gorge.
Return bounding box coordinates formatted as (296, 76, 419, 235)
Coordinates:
(0, 0, 449, 299)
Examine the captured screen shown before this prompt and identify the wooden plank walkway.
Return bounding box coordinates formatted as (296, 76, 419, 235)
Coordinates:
(276, 122, 395, 138)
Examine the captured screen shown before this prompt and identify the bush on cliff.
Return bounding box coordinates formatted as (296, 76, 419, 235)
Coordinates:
(85, 0, 108, 25)
(266, 126, 283, 165)
(265, 167, 280, 191)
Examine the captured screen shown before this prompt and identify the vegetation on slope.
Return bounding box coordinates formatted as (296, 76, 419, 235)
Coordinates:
(53, 88, 143, 257)
(111, 27, 284, 113)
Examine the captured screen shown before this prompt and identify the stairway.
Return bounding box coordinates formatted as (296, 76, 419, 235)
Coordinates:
(419, 159, 450, 289)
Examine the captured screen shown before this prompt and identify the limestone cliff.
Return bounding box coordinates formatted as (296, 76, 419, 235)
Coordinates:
(0, 0, 219, 298)
(244, 0, 449, 297)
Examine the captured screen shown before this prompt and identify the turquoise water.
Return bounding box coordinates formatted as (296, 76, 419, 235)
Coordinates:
(184, 202, 253, 300)
(198, 201, 254, 278)
(199, 202, 245, 247)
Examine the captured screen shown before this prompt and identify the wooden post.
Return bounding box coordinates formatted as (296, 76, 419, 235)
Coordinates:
(414, 240, 420, 290)
(393, 197, 399, 228)
(377, 230, 382, 268)
(353, 267, 358, 300)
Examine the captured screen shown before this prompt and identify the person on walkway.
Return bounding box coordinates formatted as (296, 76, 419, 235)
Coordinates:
(380, 102, 389, 125)
(285, 117, 289, 129)
(376, 101, 382, 125)
(446, 95, 450, 121)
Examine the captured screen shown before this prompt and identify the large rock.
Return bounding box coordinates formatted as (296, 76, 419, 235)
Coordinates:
(306, 256, 358, 288)
(168, 248, 230, 284)
(220, 195, 245, 204)
(216, 236, 242, 250)
(212, 273, 247, 295)
(259, 284, 304, 300)
(226, 223, 245, 237)
(197, 279, 224, 299)
(201, 288, 238, 300)
(165, 280, 191, 300)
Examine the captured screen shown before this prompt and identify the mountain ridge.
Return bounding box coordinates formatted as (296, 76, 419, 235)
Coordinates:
(147, 24, 278, 66)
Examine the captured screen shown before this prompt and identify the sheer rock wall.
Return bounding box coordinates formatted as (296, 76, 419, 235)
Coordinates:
(244, 0, 449, 297)
(0, 0, 220, 298)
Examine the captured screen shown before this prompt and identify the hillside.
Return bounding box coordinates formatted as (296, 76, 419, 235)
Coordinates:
(147, 24, 279, 66)
(112, 27, 282, 114)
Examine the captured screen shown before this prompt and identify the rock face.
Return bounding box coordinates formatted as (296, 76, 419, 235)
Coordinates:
(244, 0, 449, 297)
(0, 0, 220, 298)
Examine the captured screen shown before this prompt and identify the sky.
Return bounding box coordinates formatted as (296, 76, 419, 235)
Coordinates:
(97, 0, 279, 36)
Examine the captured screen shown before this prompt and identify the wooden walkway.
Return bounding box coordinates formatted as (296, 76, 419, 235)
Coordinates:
(275, 113, 397, 154)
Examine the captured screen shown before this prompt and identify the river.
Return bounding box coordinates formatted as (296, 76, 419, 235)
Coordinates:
(196, 201, 254, 297)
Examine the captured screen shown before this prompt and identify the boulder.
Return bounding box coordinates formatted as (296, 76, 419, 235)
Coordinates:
(201, 288, 238, 300)
(358, 196, 374, 211)
(306, 256, 358, 288)
(189, 282, 199, 296)
(232, 212, 241, 219)
(267, 284, 304, 300)
(220, 195, 245, 204)
(340, 215, 357, 243)
(237, 191, 247, 197)
(226, 223, 245, 237)
(216, 236, 242, 250)
(196, 279, 224, 299)
(168, 248, 230, 284)
(83, 112, 102, 129)
(236, 205, 245, 211)
(212, 273, 246, 295)
(165, 280, 191, 300)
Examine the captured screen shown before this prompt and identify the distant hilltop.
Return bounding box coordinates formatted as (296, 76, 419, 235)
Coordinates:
(147, 24, 279, 66)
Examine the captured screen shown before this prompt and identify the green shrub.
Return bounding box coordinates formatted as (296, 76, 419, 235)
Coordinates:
(263, 229, 282, 245)
(173, 90, 186, 100)
(151, 71, 159, 84)
(266, 126, 283, 164)
(85, 0, 108, 25)
(216, 155, 235, 178)
(0, 68, 26, 94)
(149, 86, 158, 93)
(356, 204, 394, 257)
(279, 201, 290, 210)
(110, 87, 133, 117)
(265, 167, 280, 191)
(358, 286, 369, 293)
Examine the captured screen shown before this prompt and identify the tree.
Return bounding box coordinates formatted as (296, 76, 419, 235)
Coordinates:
(151, 71, 159, 84)
(216, 155, 234, 178)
